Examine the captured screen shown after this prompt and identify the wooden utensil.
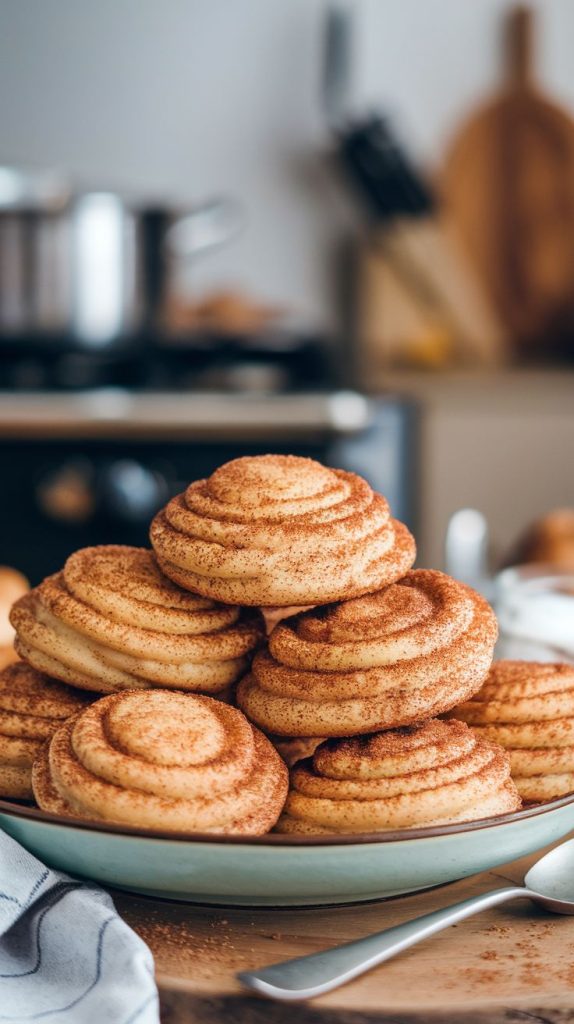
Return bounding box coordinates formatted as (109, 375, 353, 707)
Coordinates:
(442, 6, 574, 357)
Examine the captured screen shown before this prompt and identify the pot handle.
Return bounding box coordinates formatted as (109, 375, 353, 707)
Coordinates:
(164, 197, 245, 258)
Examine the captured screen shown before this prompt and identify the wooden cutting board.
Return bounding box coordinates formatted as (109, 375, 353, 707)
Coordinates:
(115, 843, 574, 1022)
(442, 5, 574, 358)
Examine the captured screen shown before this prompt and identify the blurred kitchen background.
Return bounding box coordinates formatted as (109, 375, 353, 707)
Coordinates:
(0, 0, 573, 630)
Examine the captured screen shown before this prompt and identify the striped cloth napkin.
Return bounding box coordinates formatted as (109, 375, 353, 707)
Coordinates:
(0, 829, 159, 1023)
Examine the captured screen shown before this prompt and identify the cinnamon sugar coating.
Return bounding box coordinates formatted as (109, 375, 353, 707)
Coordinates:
(150, 455, 416, 606)
(0, 661, 90, 798)
(33, 690, 288, 834)
(450, 660, 574, 802)
(275, 719, 521, 834)
(237, 570, 498, 737)
(10, 546, 264, 696)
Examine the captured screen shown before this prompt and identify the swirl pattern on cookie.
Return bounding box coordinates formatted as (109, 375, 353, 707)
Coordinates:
(451, 660, 574, 802)
(11, 546, 264, 695)
(275, 719, 521, 834)
(33, 691, 288, 833)
(0, 661, 90, 798)
(150, 455, 415, 606)
(237, 570, 498, 736)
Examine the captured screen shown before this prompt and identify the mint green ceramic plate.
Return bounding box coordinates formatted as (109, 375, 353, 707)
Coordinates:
(1, 797, 573, 906)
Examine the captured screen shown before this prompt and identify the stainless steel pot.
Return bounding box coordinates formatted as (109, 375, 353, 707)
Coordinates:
(0, 166, 244, 345)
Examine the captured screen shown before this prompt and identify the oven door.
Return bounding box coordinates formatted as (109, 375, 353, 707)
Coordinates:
(0, 390, 417, 583)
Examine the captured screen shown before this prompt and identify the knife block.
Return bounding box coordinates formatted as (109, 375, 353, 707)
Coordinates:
(355, 216, 507, 381)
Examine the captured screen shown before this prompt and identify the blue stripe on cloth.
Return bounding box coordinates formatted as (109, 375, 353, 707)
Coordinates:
(122, 992, 160, 1024)
(0, 883, 82, 978)
(0, 894, 22, 907)
(0, 915, 115, 1021)
(21, 872, 50, 911)
(0, 829, 159, 1024)
(0, 871, 50, 923)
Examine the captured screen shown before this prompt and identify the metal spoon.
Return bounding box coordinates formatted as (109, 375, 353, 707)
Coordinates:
(238, 839, 574, 1002)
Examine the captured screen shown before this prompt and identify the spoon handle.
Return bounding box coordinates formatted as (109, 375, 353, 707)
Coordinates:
(238, 885, 527, 1001)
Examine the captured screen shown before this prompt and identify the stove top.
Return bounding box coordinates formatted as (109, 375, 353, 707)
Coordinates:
(0, 332, 332, 393)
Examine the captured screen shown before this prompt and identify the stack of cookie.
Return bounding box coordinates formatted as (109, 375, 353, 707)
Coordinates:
(450, 660, 574, 804)
(4, 543, 277, 825)
(11, 545, 264, 698)
(3, 454, 529, 834)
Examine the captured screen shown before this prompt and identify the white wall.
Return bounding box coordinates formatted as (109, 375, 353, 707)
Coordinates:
(1, 0, 574, 328)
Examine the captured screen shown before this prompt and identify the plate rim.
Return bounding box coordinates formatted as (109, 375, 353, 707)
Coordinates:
(0, 791, 573, 846)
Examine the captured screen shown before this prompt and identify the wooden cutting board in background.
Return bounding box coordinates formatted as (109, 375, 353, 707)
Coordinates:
(441, 5, 574, 358)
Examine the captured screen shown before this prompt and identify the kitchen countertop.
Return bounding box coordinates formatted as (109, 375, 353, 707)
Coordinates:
(113, 844, 574, 1022)
(361, 367, 574, 569)
(362, 366, 574, 411)
(0, 390, 371, 440)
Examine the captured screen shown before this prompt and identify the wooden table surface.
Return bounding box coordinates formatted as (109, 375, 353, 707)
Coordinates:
(112, 843, 574, 1023)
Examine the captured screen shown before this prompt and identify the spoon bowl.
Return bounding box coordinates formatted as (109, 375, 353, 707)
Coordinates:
(524, 839, 574, 912)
